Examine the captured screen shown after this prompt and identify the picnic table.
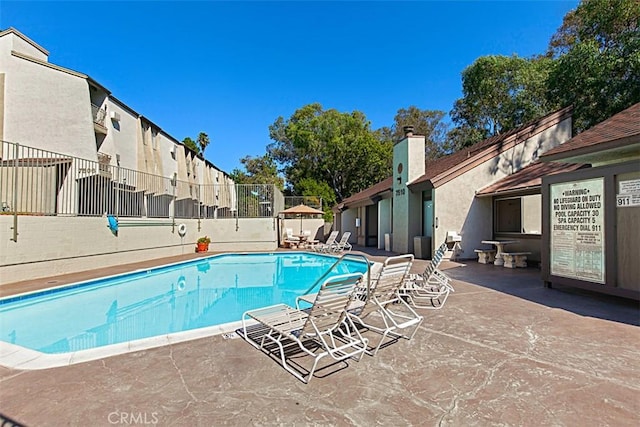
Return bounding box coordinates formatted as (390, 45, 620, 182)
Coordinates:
(481, 240, 519, 266)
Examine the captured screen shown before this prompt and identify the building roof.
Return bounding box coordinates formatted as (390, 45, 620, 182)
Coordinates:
(0, 27, 49, 56)
(475, 161, 587, 197)
(335, 177, 393, 210)
(336, 106, 573, 211)
(540, 103, 640, 163)
(409, 106, 573, 189)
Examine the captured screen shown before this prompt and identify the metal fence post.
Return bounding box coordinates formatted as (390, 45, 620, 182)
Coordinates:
(197, 182, 201, 232)
(171, 173, 176, 233)
(11, 142, 19, 242)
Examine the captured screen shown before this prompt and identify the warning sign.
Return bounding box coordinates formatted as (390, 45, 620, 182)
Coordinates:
(550, 178, 605, 284)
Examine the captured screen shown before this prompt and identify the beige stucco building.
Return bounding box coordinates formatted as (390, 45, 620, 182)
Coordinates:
(0, 27, 233, 217)
(334, 107, 574, 263)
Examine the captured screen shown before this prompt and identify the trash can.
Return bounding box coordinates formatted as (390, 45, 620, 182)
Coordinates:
(413, 236, 431, 260)
(384, 233, 392, 252)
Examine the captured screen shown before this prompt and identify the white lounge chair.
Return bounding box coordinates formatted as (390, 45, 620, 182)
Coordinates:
(299, 229, 319, 248)
(399, 242, 455, 309)
(311, 230, 339, 252)
(282, 228, 300, 248)
(331, 231, 352, 253)
(347, 254, 423, 355)
(241, 272, 369, 383)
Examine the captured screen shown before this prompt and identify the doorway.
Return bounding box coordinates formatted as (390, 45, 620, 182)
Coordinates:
(366, 204, 378, 247)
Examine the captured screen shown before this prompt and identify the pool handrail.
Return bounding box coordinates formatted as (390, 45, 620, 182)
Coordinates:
(300, 253, 372, 300)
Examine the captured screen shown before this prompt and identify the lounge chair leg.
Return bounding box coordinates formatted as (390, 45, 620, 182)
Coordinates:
(265, 333, 311, 384)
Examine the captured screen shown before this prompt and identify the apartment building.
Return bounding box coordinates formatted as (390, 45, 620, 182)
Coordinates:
(0, 27, 235, 218)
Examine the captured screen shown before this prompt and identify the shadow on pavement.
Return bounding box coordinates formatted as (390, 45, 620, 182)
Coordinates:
(351, 245, 639, 327)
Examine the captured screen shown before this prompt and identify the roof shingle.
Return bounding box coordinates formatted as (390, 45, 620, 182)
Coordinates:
(541, 103, 640, 159)
(475, 161, 586, 196)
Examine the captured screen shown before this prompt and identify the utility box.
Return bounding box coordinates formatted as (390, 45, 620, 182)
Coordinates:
(384, 233, 392, 252)
(445, 231, 462, 260)
(413, 236, 431, 260)
(446, 231, 462, 244)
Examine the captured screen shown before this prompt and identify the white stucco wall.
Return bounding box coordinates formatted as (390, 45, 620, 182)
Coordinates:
(0, 49, 97, 160)
(434, 177, 492, 259)
(0, 31, 48, 61)
(433, 117, 572, 259)
(176, 145, 190, 182)
(340, 208, 357, 242)
(156, 131, 177, 179)
(97, 99, 140, 171)
(0, 216, 278, 285)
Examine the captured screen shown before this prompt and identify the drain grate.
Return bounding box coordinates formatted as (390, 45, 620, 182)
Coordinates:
(222, 332, 239, 340)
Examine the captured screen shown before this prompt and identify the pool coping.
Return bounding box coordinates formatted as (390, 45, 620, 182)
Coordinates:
(0, 319, 244, 370)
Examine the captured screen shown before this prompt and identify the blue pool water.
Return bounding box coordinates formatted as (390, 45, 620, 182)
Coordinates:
(0, 253, 368, 354)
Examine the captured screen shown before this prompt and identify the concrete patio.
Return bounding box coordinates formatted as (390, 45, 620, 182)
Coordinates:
(1, 247, 638, 426)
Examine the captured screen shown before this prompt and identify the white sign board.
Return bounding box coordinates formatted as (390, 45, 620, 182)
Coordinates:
(619, 179, 640, 194)
(616, 194, 640, 207)
(550, 178, 605, 284)
(617, 179, 640, 208)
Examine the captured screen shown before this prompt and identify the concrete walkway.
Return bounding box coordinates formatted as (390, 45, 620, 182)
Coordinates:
(1, 247, 638, 426)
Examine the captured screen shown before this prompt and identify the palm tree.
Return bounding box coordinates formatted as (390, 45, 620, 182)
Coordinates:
(197, 132, 210, 154)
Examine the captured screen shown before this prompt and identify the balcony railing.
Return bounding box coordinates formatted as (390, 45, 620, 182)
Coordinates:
(91, 104, 107, 133)
(0, 140, 285, 219)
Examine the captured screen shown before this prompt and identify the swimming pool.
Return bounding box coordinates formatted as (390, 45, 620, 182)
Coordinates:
(0, 252, 369, 369)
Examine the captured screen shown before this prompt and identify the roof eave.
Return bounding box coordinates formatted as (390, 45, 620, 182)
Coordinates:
(1, 27, 49, 56)
(540, 136, 640, 163)
(475, 185, 541, 198)
(407, 179, 434, 192)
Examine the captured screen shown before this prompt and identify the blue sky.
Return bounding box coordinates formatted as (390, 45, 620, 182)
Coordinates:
(2, 1, 579, 172)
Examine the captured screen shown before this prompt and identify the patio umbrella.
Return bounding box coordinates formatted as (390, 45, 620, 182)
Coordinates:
(280, 204, 324, 233)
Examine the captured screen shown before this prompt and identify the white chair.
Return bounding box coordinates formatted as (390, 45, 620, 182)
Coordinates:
(241, 273, 368, 383)
(301, 229, 318, 248)
(312, 230, 339, 252)
(283, 228, 300, 248)
(399, 242, 455, 309)
(347, 254, 423, 355)
(296, 254, 421, 356)
(331, 231, 352, 253)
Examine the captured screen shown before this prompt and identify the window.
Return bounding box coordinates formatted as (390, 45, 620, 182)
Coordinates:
(494, 194, 541, 234)
(152, 129, 158, 150)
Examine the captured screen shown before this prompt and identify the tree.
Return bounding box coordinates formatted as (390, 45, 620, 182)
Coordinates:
(182, 132, 211, 155)
(547, 0, 640, 133)
(268, 103, 392, 202)
(229, 154, 284, 190)
(448, 55, 556, 150)
(377, 106, 449, 160)
(182, 137, 200, 154)
(197, 132, 210, 154)
(295, 177, 337, 221)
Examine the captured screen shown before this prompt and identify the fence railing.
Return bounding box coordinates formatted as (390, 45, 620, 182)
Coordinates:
(0, 140, 283, 220)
